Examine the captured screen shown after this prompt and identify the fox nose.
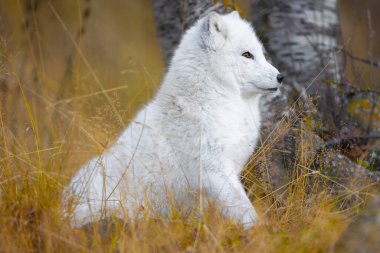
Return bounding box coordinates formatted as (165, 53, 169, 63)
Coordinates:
(277, 73, 285, 83)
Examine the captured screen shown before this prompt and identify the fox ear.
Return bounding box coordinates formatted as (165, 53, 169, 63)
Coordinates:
(201, 12, 228, 50)
(229, 11, 240, 19)
(208, 12, 228, 38)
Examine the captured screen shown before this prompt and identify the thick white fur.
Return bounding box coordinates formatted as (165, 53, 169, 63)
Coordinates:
(65, 12, 281, 228)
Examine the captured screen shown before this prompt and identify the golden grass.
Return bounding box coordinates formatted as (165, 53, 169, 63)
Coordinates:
(0, 4, 372, 251)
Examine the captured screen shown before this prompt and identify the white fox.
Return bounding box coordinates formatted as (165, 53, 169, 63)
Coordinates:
(64, 11, 283, 228)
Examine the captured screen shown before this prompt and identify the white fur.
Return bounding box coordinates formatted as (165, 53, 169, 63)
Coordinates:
(64, 12, 281, 228)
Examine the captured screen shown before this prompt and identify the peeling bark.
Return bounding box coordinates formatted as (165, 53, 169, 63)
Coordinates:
(251, 0, 342, 93)
(251, 0, 344, 147)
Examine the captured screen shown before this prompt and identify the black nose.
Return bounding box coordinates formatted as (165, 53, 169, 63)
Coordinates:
(277, 73, 285, 83)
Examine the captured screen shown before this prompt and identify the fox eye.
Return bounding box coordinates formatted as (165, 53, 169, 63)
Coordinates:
(242, 51, 254, 59)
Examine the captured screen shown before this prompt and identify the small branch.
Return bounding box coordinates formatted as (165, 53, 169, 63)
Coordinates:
(366, 10, 376, 134)
(338, 47, 380, 68)
(322, 134, 380, 150)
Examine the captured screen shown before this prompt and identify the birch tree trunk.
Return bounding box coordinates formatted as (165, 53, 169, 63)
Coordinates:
(248, 0, 343, 199)
(251, 0, 341, 92)
(251, 0, 342, 133)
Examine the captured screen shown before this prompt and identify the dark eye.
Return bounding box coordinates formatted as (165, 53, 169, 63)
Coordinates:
(242, 51, 254, 59)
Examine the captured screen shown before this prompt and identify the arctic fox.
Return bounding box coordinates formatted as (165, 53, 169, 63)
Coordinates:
(64, 11, 283, 228)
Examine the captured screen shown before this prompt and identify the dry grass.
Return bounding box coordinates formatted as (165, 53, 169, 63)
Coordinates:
(0, 51, 363, 253)
(0, 4, 372, 252)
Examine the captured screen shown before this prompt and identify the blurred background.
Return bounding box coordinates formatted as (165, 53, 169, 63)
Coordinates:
(0, 0, 166, 166)
(0, 0, 164, 134)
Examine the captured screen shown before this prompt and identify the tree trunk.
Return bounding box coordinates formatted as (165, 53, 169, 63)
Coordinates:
(247, 0, 343, 200)
(251, 0, 341, 93)
(251, 0, 342, 134)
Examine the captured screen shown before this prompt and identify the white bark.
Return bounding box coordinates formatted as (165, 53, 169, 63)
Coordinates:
(251, 0, 341, 94)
